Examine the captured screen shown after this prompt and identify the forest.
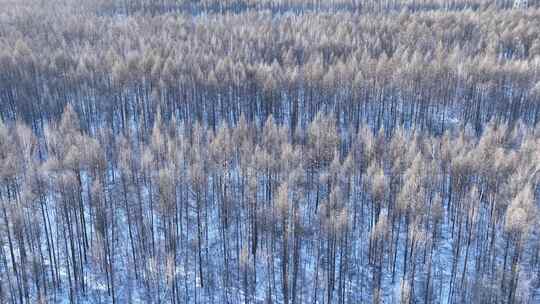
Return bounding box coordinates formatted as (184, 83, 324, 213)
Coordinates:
(0, 0, 540, 303)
